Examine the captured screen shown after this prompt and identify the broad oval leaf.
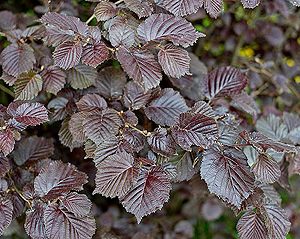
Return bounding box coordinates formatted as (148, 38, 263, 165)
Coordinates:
(0, 198, 13, 236)
(200, 147, 255, 208)
(12, 102, 48, 126)
(109, 23, 135, 48)
(41, 66, 66, 95)
(94, 1, 117, 21)
(44, 204, 96, 239)
(137, 14, 204, 48)
(201, 0, 223, 18)
(82, 41, 110, 68)
(0, 129, 15, 156)
(53, 41, 82, 70)
(14, 72, 43, 100)
(58, 118, 82, 151)
(0, 43, 36, 77)
(83, 108, 122, 144)
(116, 46, 162, 90)
(67, 64, 98, 90)
(34, 161, 88, 200)
(145, 88, 188, 126)
(251, 154, 281, 184)
(12, 136, 54, 166)
(171, 112, 218, 151)
(0, 154, 10, 177)
(237, 210, 267, 239)
(156, 0, 201, 16)
(158, 44, 191, 78)
(76, 93, 107, 112)
(120, 166, 172, 223)
(60, 192, 92, 217)
(94, 152, 139, 198)
(204, 66, 248, 100)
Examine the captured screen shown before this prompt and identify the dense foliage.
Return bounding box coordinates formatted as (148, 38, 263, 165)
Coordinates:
(0, 0, 300, 238)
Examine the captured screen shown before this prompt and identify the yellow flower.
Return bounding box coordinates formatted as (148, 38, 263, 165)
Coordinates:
(239, 47, 254, 58)
(294, 76, 300, 83)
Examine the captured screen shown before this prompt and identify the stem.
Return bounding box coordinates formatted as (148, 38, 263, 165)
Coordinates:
(125, 123, 151, 137)
(231, 35, 244, 66)
(0, 83, 15, 97)
(86, 14, 95, 25)
(115, 0, 124, 4)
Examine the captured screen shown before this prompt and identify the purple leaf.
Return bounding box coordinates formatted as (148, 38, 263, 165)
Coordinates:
(171, 112, 218, 151)
(83, 109, 122, 144)
(123, 81, 152, 110)
(44, 203, 96, 239)
(94, 66, 127, 99)
(82, 41, 110, 68)
(41, 66, 66, 95)
(14, 72, 43, 100)
(205, 66, 248, 100)
(94, 152, 139, 198)
(94, 1, 118, 21)
(156, 0, 201, 16)
(76, 93, 107, 111)
(145, 88, 189, 126)
(147, 128, 176, 157)
(67, 64, 98, 89)
(137, 14, 204, 48)
(12, 136, 54, 166)
(121, 166, 171, 223)
(109, 23, 135, 48)
(158, 44, 191, 78)
(240, 0, 260, 8)
(34, 161, 88, 200)
(116, 46, 162, 90)
(25, 202, 46, 239)
(201, 0, 223, 18)
(0, 198, 13, 236)
(251, 153, 281, 184)
(53, 41, 82, 70)
(237, 210, 267, 239)
(59, 118, 83, 151)
(200, 147, 255, 208)
(0, 129, 15, 156)
(191, 100, 216, 117)
(0, 43, 36, 77)
(0, 154, 10, 177)
(0, 11, 16, 31)
(124, 0, 153, 18)
(60, 192, 92, 217)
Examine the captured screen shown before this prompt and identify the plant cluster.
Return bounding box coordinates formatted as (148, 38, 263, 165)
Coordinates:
(0, 0, 300, 238)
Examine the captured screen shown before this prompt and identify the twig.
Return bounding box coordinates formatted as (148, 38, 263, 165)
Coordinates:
(115, 0, 124, 5)
(125, 123, 151, 137)
(86, 14, 95, 25)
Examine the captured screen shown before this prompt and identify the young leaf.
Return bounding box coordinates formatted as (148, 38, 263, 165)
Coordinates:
(94, 152, 139, 198)
(116, 46, 162, 90)
(200, 147, 255, 208)
(14, 72, 43, 100)
(171, 112, 218, 151)
(158, 44, 191, 78)
(0, 198, 13, 236)
(205, 66, 248, 100)
(44, 204, 96, 239)
(156, 0, 201, 16)
(137, 14, 204, 48)
(81, 42, 110, 68)
(41, 66, 66, 95)
(53, 41, 82, 70)
(34, 161, 88, 200)
(0, 43, 35, 77)
(25, 202, 46, 239)
(60, 192, 92, 217)
(120, 166, 172, 223)
(67, 64, 97, 89)
(237, 210, 267, 239)
(145, 88, 189, 126)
